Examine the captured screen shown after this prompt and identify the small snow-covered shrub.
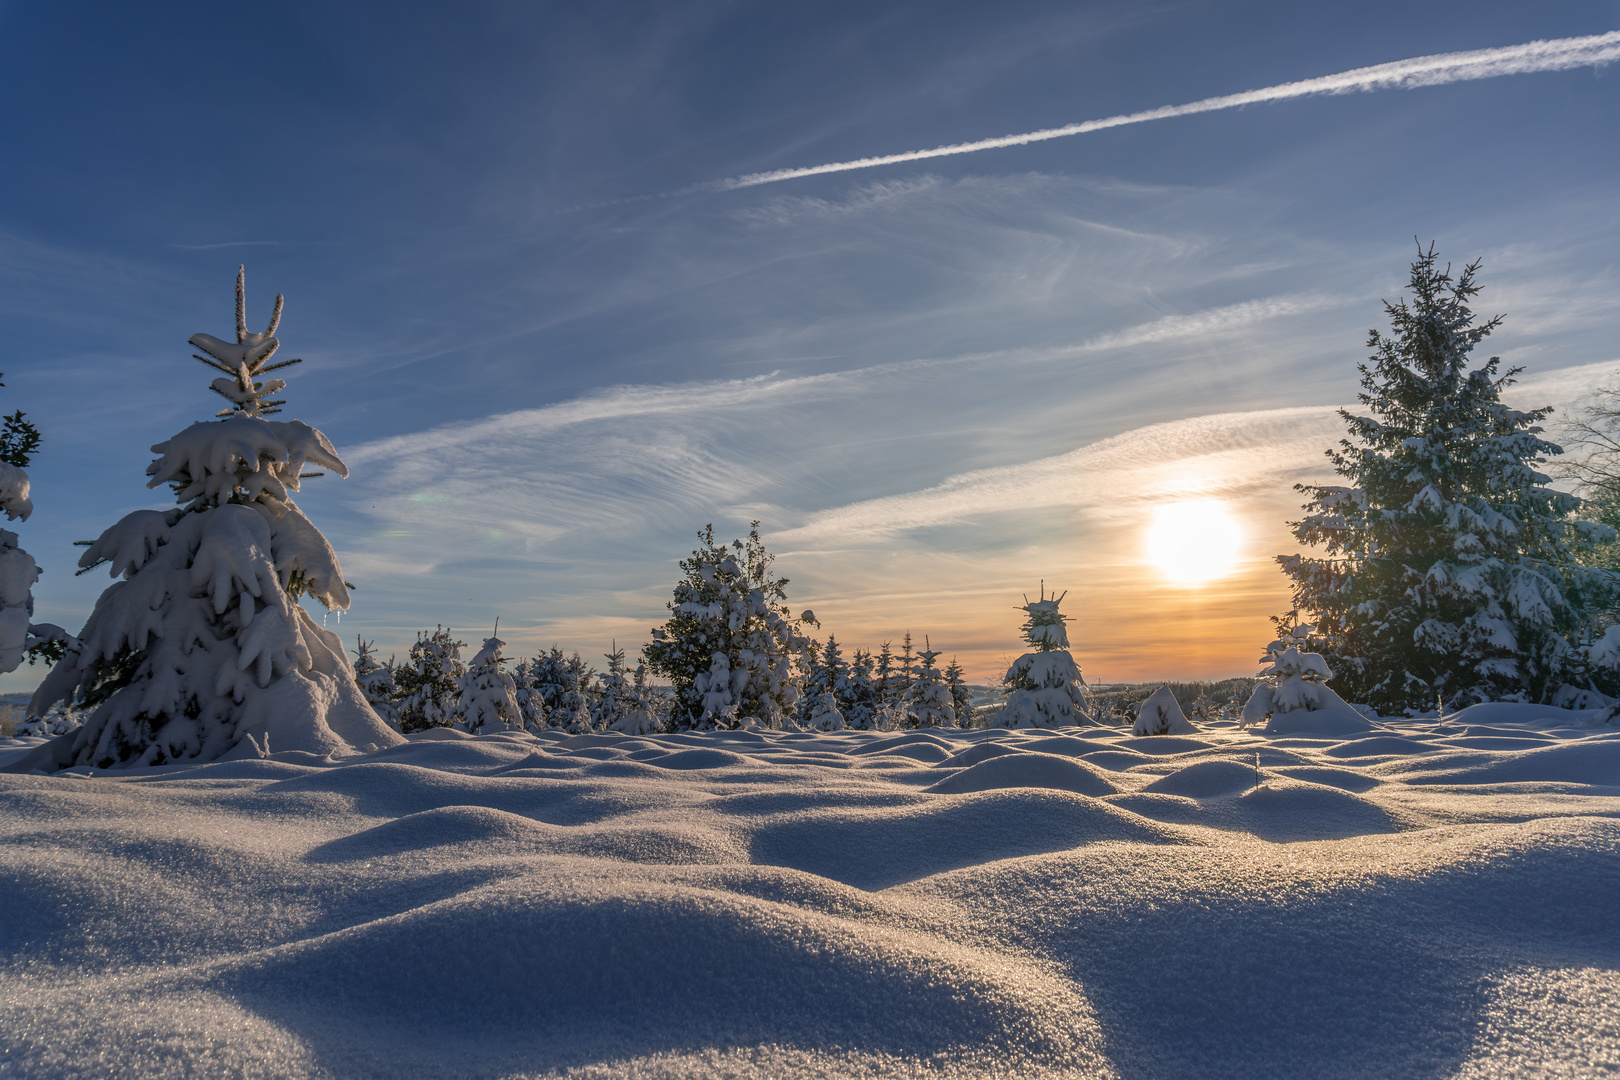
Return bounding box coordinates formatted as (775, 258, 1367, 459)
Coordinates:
(1133, 685, 1196, 736)
(1243, 625, 1372, 735)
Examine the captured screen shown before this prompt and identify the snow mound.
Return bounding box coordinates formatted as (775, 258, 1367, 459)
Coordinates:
(3, 720, 1619, 1077)
(926, 751, 1118, 797)
(1134, 684, 1198, 736)
(1141, 759, 1259, 798)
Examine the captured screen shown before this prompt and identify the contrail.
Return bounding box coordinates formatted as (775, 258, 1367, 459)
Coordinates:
(709, 31, 1620, 191)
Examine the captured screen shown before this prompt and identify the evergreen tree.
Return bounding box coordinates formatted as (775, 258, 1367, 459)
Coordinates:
(1280, 245, 1616, 712)
(592, 643, 635, 731)
(806, 691, 845, 731)
(530, 646, 592, 731)
(352, 637, 401, 731)
(904, 636, 956, 728)
(457, 631, 521, 734)
(17, 270, 398, 769)
(944, 657, 974, 727)
(644, 523, 812, 729)
(395, 626, 466, 732)
(799, 633, 847, 725)
(873, 642, 896, 705)
(844, 648, 879, 730)
(510, 657, 551, 733)
(992, 584, 1089, 728)
(895, 632, 916, 702)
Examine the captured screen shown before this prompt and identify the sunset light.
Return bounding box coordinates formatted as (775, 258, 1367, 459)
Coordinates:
(1145, 499, 1244, 585)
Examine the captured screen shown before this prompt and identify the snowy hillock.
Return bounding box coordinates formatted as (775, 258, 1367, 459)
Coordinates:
(1, 710, 1617, 1077)
(7, 269, 401, 771)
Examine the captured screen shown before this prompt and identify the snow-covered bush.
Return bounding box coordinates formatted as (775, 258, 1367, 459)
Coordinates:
(14, 702, 81, 739)
(1242, 624, 1371, 734)
(1133, 685, 1196, 736)
(904, 638, 956, 728)
(12, 270, 400, 770)
(990, 585, 1089, 728)
(457, 633, 521, 735)
(1278, 246, 1618, 712)
(0, 377, 69, 677)
(806, 691, 845, 731)
(395, 626, 466, 732)
(644, 523, 812, 729)
(352, 637, 401, 731)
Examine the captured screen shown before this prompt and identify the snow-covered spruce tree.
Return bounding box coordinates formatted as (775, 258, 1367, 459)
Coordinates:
(14, 270, 401, 769)
(510, 657, 551, 733)
(798, 633, 847, 726)
(592, 643, 635, 731)
(904, 637, 956, 728)
(352, 637, 401, 731)
(1241, 622, 1370, 733)
(1279, 246, 1616, 713)
(944, 657, 975, 727)
(644, 523, 812, 730)
(529, 646, 593, 732)
(896, 633, 916, 702)
(806, 691, 846, 731)
(844, 648, 879, 730)
(873, 642, 897, 706)
(395, 626, 466, 732)
(457, 631, 521, 734)
(991, 585, 1089, 728)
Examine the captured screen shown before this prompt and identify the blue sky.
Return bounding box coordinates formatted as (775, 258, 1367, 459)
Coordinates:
(3, 0, 1619, 689)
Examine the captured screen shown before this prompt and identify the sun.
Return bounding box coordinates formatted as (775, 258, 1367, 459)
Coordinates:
(1145, 499, 1244, 585)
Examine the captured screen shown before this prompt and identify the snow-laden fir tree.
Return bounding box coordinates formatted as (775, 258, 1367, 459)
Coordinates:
(944, 657, 975, 727)
(798, 634, 847, 726)
(592, 643, 637, 731)
(991, 584, 1089, 728)
(644, 523, 812, 729)
(1241, 622, 1373, 733)
(529, 646, 593, 732)
(904, 636, 956, 728)
(1281, 246, 1616, 712)
(806, 691, 845, 731)
(13, 270, 401, 769)
(395, 626, 466, 732)
(510, 657, 551, 733)
(604, 657, 661, 735)
(870, 642, 895, 707)
(895, 633, 916, 702)
(457, 631, 521, 735)
(844, 648, 879, 730)
(352, 637, 401, 732)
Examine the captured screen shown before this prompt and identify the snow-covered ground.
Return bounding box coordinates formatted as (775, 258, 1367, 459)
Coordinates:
(2, 708, 1618, 1079)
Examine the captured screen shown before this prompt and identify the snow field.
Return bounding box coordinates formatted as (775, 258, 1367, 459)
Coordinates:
(2, 709, 1619, 1078)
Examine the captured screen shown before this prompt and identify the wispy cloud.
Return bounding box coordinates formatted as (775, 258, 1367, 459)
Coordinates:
(1072, 294, 1346, 353)
(708, 32, 1620, 190)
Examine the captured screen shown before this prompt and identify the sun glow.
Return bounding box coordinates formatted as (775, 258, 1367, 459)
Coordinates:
(1145, 499, 1244, 585)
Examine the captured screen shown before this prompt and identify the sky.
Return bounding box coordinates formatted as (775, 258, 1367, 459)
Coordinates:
(2, 0, 1619, 691)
